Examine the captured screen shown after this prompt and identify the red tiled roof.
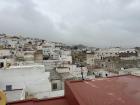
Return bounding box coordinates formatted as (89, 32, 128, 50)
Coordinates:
(7, 75, 140, 105)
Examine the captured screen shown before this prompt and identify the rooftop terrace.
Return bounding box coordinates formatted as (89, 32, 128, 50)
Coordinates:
(7, 75, 140, 105)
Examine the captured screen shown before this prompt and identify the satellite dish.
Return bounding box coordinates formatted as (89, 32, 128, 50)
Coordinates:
(0, 90, 6, 105)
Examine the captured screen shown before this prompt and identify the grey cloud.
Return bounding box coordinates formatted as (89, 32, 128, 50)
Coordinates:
(0, 0, 57, 40)
(0, 0, 140, 47)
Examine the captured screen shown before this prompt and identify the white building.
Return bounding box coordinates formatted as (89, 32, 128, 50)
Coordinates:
(87, 48, 138, 66)
(51, 64, 88, 91)
(23, 51, 35, 61)
(0, 64, 52, 100)
(94, 48, 120, 60)
(0, 58, 13, 69)
(93, 69, 118, 77)
(119, 68, 140, 76)
(4, 89, 25, 103)
(56, 65, 88, 79)
(86, 52, 95, 65)
(0, 35, 22, 49)
(37, 45, 43, 50)
(95, 48, 137, 59)
(60, 50, 72, 64)
(0, 49, 11, 58)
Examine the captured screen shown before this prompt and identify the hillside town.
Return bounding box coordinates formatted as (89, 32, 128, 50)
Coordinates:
(0, 34, 140, 105)
(1, 0, 140, 104)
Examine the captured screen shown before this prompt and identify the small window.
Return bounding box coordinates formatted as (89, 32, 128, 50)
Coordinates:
(0, 62, 4, 68)
(102, 64, 104, 67)
(6, 85, 12, 91)
(99, 73, 102, 77)
(52, 83, 57, 90)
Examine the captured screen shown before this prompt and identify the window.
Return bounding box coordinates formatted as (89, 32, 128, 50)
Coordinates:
(0, 62, 4, 68)
(52, 83, 57, 90)
(6, 85, 12, 91)
(101, 64, 104, 67)
(101, 57, 103, 60)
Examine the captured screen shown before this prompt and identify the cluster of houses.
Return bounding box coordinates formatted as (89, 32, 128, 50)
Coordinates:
(1, 34, 140, 103)
(0, 34, 72, 67)
(0, 34, 88, 102)
(86, 47, 140, 77)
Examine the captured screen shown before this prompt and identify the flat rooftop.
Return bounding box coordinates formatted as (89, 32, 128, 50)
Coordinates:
(7, 75, 140, 105)
(4, 89, 24, 103)
(7, 97, 69, 105)
(66, 75, 140, 105)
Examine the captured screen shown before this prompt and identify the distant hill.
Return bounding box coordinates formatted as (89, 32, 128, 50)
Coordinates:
(72, 44, 87, 50)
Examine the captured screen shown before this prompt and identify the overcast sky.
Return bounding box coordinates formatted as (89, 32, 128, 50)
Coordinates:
(0, 0, 140, 47)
